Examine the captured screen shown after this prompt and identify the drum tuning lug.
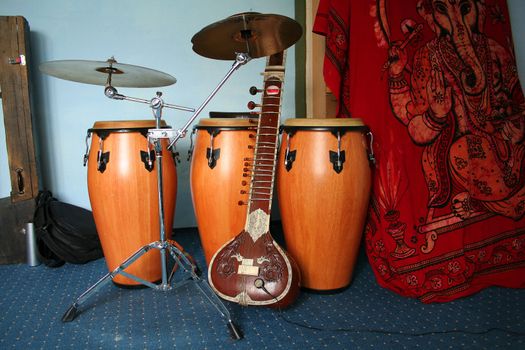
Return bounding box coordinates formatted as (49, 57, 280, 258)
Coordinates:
(83, 132, 92, 166)
(140, 150, 155, 172)
(172, 151, 181, 164)
(284, 149, 296, 171)
(206, 147, 220, 169)
(368, 154, 376, 166)
(247, 101, 260, 110)
(329, 150, 345, 174)
(97, 151, 110, 173)
(249, 86, 263, 95)
(366, 131, 376, 167)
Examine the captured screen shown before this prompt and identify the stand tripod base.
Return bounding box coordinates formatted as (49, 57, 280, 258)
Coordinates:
(61, 240, 242, 340)
(62, 304, 79, 323)
(228, 320, 243, 340)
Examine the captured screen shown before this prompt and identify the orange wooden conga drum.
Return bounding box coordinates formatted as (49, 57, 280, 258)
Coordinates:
(86, 120, 177, 286)
(277, 118, 371, 291)
(190, 118, 256, 264)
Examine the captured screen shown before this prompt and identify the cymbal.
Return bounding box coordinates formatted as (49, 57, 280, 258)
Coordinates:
(191, 12, 302, 60)
(39, 58, 176, 88)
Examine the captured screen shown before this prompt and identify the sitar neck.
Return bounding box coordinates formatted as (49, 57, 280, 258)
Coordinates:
(244, 51, 286, 241)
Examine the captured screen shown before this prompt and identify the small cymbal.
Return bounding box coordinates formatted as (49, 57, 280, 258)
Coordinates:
(39, 58, 176, 88)
(191, 12, 302, 60)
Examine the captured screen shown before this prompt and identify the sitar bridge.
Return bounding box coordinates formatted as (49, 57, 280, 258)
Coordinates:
(231, 254, 260, 276)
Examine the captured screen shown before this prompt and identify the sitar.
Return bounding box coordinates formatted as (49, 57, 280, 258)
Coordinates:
(208, 51, 300, 307)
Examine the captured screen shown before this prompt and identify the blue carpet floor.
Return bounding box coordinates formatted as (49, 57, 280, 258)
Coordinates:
(1, 227, 524, 349)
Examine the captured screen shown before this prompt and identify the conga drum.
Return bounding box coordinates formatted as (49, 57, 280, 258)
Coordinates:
(190, 118, 256, 264)
(277, 118, 372, 291)
(86, 120, 177, 286)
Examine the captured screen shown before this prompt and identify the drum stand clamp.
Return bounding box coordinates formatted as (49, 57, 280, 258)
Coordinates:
(61, 53, 252, 341)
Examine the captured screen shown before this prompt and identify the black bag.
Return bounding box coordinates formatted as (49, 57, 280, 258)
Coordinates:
(34, 190, 103, 267)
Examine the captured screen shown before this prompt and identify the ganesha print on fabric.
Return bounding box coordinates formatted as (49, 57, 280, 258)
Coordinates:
(314, 0, 525, 302)
(379, 0, 525, 247)
(360, 0, 525, 301)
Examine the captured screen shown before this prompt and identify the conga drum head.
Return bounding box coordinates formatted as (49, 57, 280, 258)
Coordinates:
(87, 119, 177, 287)
(90, 119, 169, 130)
(281, 117, 367, 129)
(88, 120, 171, 140)
(194, 118, 257, 128)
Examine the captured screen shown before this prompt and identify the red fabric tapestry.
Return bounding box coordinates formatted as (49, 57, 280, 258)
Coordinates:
(314, 0, 525, 302)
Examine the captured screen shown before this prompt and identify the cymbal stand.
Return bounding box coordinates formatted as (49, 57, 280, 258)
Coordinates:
(168, 52, 251, 149)
(61, 54, 251, 340)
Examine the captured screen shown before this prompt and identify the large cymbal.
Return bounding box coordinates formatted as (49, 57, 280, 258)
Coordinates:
(191, 12, 303, 60)
(39, 58, 176, 88)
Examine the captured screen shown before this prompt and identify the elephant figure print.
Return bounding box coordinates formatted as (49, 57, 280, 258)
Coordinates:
(375, 0, 525, 251)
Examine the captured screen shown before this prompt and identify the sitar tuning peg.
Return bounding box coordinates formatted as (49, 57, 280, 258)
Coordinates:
(249, 86, 263, 95)
(247, 101, 261, 110)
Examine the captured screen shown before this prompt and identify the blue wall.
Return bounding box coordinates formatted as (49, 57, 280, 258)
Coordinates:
(0, 0, 296, 227)
(1, 0, 525, 228)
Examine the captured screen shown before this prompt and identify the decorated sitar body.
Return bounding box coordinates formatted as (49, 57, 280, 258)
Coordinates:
(208, 51, 300, 307)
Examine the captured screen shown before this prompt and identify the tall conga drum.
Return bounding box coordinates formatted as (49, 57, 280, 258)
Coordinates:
(277, 118, 372, 291)
(86, 120, 177, 287)
(190, 118, 256, 264)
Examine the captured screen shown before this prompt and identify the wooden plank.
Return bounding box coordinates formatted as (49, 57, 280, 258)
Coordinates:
(325, 89, 337, 118)
(0, 16, 39, 264)
(305, 0, 333, 119)
(0, 16, 39, 202)
(311, 28, 327, 118)
(303, 0, 339, 119)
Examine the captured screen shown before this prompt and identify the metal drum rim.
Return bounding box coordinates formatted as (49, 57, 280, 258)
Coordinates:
(282, 117, 365, 127)
(89, 120, 169, 133)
